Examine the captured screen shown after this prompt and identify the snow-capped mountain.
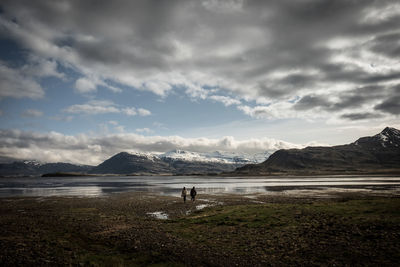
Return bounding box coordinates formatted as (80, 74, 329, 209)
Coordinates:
(89, 152, 170, 174)
(159, 150, 271, 164)
(0, 150, 272, 176)
(354, 127, 400, 148)
(88, 150, 273, 175)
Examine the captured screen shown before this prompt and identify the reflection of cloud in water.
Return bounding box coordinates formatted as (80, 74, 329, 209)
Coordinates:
(18, 186, 103, 197)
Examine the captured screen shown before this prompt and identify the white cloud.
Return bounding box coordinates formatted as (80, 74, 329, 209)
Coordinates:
(0, 129, 301, 165)
(64, 100, 151, 117)
(122, 107, 151, 116)
(137, 108, 151, 116)
(142, 80, 172, 97)
(64, 100, 120, 115)
(75, 77, 97, 94)
(209, 95, 241, 106)
(122, 107, 137, 116)
(21, 109, 43, 118)
(74, 75, 122, 94)
(237, 100, 332, 120)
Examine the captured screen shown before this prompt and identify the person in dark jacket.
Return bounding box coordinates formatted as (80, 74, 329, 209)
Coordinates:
(190, 186, 197, 201)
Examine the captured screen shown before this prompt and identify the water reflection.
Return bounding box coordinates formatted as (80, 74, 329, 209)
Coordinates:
(0, 186, 103, 197)
(0, 175, 399, 197)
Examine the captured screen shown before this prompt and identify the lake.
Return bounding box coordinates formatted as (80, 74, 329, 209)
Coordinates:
(1, 175, 400, 198)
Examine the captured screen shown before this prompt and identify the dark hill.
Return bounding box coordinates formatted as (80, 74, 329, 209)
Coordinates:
(89, 152, 171, 175)
(90, 152, 239, 175)
(235, 127, 400, 175)
(0, 161, 92, 177)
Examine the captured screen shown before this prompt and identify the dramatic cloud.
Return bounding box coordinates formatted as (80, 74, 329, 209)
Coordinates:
(375, 96, 400, 115)
(64, 100, 151, 116)
(0, 0, 399, 120)
(340, 112, 383, 121)
(0, 129, 301, 165)
(0, 55, 65, 100)
(0, 61, 44, 99)
(21, 57, 65, 79)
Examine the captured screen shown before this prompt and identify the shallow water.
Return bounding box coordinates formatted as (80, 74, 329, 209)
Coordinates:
(0, 175, 399, 197)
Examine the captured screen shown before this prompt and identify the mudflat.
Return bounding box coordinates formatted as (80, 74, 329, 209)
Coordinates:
(1, 192, 399, 266)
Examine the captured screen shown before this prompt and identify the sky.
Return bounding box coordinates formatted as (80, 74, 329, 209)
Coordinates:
(0, 0, 400, 165)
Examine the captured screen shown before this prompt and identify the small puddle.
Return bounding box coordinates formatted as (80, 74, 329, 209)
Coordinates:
(196, 204, 212, 210)
(147, 211, 169, 220)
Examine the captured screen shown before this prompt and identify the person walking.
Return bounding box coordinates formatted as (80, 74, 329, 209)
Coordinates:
(181, 187, 187, 203)
(190, 186, 197, 201)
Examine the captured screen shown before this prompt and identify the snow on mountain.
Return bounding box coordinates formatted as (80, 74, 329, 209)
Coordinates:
(127, 151, 159, 161)
(159, 150, 207, 162)
(376, 127, 400, 147)
(159, 150, 271, 164)
(23, 160, 43, 166)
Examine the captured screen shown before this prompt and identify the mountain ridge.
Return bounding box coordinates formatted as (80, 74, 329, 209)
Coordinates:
(2, 127, 399, 176)
(234, 127, 400, 175)
(0, 161, 93, 177)
(0, 150, 270, 176)
(88, 150, 268, 175)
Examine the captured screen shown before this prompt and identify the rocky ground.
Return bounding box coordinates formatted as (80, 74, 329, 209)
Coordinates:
(0, 191, 399, 266)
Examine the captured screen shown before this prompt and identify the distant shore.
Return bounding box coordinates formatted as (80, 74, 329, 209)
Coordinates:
(226, 168, 400, 176)
(35, 170, 400, 178)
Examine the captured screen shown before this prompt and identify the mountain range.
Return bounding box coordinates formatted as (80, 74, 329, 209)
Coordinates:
(84, 150, 272, 175)
(0, 150, 270, 176)
(1, 127, 399, 176)
(0, 161, 92, 177)
(234, 127, 400, 175)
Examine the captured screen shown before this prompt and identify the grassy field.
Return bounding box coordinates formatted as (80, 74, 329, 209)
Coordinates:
(0, 193, 399, 266)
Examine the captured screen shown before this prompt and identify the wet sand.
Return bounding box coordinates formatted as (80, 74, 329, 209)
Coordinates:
(1, 191, 399, 266)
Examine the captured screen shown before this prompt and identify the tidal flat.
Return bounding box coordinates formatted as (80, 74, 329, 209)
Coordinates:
(1, 192, 399, 266)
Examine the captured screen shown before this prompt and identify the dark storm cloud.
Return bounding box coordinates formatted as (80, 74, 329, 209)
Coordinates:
(340, 112, 383, 121)
(294, 84, 394, 113)
(375, 96, 400, 115)
(294, 95, 331, 111)
(370, 32, 400, 58)
(329, 85, 388, 111)
(373, 84, 400, 114)
(0, 0, 399, 119)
